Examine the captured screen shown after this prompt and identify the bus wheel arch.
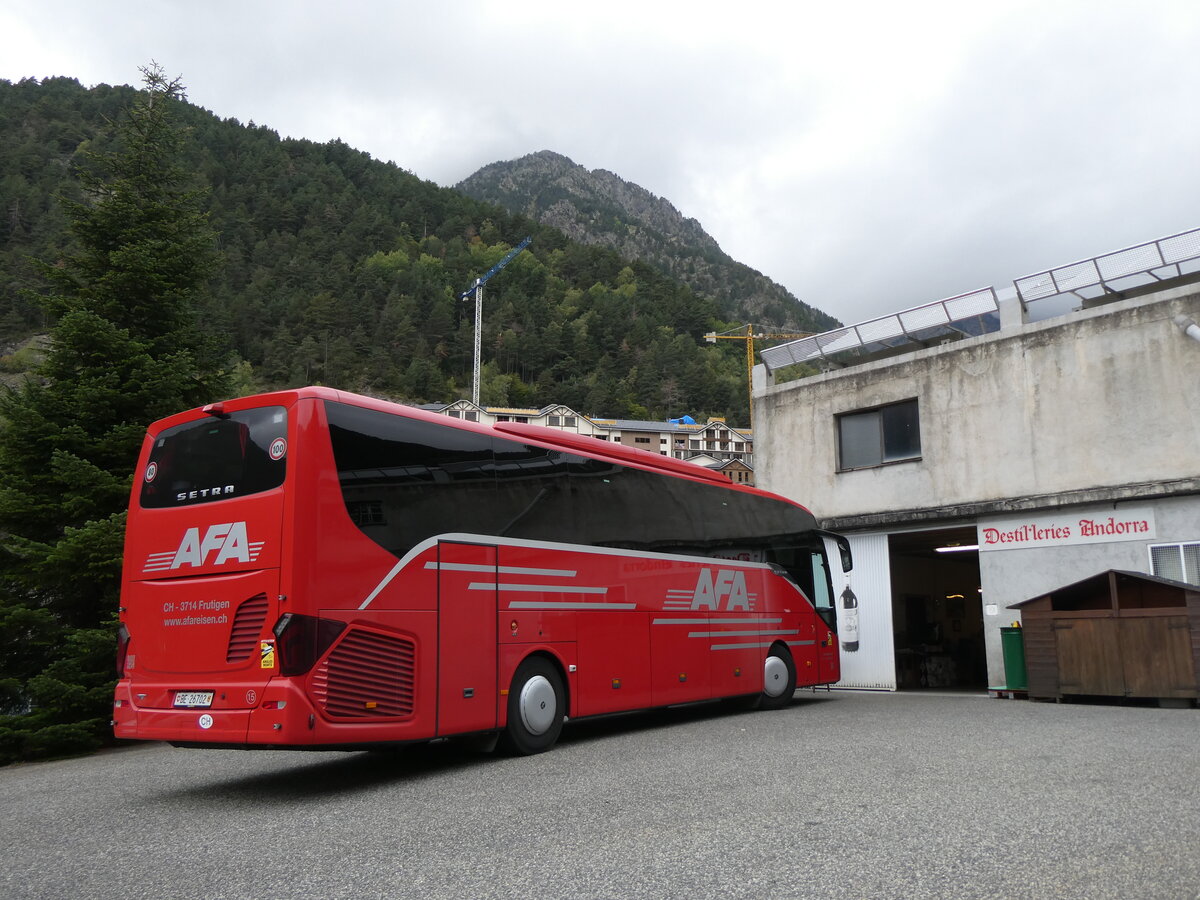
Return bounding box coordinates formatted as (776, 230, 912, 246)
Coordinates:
(758, 642, 797, 710)
(499, 652, 567, 755)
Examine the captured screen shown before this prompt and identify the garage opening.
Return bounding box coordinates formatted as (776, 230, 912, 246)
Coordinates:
(889, 527, 986, 691)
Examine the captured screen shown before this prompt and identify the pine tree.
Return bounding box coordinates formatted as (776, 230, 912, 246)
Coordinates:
(0, 64, 231, 763)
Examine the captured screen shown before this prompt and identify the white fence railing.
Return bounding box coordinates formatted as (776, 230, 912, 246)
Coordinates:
(1014, 226, 1200, 305)
(759, 287, 998, 372)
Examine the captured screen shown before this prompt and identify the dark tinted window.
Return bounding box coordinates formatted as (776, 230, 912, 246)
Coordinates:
(326, 402, 499, 555)
(837, 399, 921, 470)
(324, 401, 818, 562)
(561, 458, 816, 552)
(490, 441, 574, 538)
(327, 401, 493, 486)
(140, 407, 287, 508)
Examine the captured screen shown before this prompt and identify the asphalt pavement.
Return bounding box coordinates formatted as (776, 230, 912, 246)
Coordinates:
(2, 690, 1197, 899)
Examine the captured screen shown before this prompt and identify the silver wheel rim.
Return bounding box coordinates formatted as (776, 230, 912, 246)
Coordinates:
(519, 674, 556, 735)
(763, 655, 789, 698)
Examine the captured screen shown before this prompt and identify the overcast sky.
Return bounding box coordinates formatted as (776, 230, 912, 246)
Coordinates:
(3, 1, 1198, 326)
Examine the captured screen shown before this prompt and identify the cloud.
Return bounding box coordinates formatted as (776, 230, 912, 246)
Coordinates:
(2, 0, 1199, 326)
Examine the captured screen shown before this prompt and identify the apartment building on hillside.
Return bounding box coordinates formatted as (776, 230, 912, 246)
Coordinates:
(420, 400, 756, 484)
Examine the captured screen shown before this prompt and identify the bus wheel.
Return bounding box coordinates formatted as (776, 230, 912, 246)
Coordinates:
(500, 656, 565, 755)
(758, 645, 797, 710)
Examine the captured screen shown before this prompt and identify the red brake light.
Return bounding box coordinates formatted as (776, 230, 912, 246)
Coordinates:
(271, 614, 346, 676)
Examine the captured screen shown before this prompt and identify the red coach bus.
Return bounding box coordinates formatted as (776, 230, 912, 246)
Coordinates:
(113, 387, 851, 754)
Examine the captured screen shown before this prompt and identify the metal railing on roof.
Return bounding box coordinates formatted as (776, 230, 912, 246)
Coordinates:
(759, 287, 999, 373)
(1014, 226, 1200, 305)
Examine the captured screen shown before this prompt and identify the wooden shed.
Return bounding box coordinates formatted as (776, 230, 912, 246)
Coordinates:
(1010, 570, 1200, 703)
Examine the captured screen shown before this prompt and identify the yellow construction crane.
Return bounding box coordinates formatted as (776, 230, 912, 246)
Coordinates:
(704, 324, 813, 429)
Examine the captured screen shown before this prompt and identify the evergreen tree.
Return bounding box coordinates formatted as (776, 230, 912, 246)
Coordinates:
(0, 64, 230, 763)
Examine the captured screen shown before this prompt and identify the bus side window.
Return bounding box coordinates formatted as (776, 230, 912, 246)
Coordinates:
(808, 551, 833, 611)
(326, 402, 497, 557)
(491, 441, 572, 538)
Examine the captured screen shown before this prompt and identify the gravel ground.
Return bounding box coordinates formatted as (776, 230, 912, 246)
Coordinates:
(2, 690, 1197, 899)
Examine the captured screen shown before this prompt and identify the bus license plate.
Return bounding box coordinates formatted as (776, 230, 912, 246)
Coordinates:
(173, 691, 214, 708)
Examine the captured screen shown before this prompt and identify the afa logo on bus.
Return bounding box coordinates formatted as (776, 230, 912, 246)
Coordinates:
(143, 521, 265, 572)
(665, 568, 758, 611)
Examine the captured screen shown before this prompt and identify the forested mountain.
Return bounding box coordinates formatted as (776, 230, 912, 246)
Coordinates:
(0, 76, 823, 424)
(457, 151, 840, 334)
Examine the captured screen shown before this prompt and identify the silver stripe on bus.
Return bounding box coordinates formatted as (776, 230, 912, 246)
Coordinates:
(709, 641, 774, 650)
(663, 607, 763, 614)
(507, 601, 636, 610)
(687, 629, 799, 638)
(711, 639, 816, 650)
(357, 559, 410, 610)
(651, 618, 782, 625)
(434, 532, 783, 571)
(469, 582, 608, 594)
(424, 561, 577, 577)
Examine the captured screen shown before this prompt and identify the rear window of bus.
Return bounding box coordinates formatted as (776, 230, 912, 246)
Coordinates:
(140, 406, 288, 508)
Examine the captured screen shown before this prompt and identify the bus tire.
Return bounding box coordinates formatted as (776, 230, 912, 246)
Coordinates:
(757, 645, 797, 710)
(499, 656, 565, 755)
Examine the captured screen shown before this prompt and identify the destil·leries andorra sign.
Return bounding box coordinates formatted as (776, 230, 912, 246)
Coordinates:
(976, 506, 1156, 552)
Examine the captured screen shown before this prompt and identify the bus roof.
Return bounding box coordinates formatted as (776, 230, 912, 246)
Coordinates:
(156, 386, 808, 508)
(493, 420, 734, 486)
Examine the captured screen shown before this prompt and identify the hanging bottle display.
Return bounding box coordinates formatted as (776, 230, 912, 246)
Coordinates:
(840, 585, 859, 652)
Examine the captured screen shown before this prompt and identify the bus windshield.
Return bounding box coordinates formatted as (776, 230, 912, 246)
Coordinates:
(140, 406, 288, 508)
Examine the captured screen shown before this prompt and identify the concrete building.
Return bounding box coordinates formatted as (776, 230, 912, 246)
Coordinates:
(754, 227, 1200, 692)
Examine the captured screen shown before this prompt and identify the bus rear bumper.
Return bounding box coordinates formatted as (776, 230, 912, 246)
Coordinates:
(113, 680, 319, 746)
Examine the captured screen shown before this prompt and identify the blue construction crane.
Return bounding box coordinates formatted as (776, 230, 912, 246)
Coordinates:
(458, 236, 532, 405)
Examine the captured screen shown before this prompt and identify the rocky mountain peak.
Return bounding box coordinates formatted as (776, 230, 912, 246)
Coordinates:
(456, 152, 839, 333)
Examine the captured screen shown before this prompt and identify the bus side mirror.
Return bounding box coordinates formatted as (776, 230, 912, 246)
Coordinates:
(836, 537, 853, 573)
(818, 530, 853, 573)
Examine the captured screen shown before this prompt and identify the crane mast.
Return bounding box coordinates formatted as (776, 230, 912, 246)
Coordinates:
(458, 236, 532, 406)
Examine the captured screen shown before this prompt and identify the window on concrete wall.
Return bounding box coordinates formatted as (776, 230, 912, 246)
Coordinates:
(837, 399, 921, 470)
(1150, 542, 1200, 585)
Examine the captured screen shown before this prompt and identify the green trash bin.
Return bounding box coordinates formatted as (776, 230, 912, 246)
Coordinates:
(1000, 626, 1028, 691)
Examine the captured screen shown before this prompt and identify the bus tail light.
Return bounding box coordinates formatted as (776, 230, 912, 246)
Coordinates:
(271, 614, 346, 676)
(116, 623, 131, 677)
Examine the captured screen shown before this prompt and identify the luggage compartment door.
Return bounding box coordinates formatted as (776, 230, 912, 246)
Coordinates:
(436, 541, 498, 736)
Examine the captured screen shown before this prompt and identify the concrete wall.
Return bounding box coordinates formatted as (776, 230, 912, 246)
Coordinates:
(757, 288, 1200, 522)
(977, 494, 1200, 682)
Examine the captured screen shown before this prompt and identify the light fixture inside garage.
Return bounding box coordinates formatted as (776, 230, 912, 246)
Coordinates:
(935, 543, 979, 553)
